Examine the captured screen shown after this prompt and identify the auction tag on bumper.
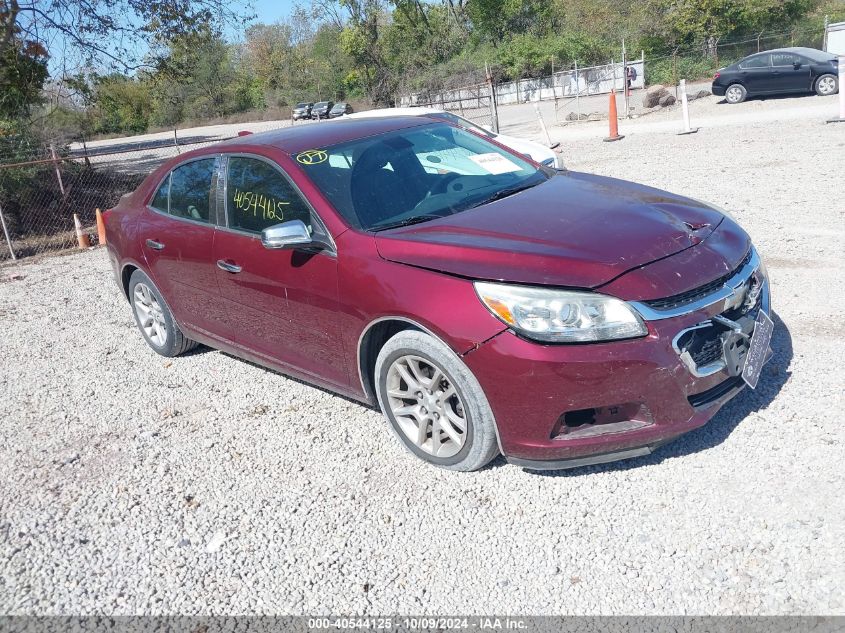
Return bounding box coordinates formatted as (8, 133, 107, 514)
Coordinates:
(742, 310, 774, 389)
(468, 152, 522, 175)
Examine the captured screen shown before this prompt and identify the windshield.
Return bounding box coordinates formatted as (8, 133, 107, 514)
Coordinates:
(294, 123, 547, 231)
(295, 103, 309, 108)
(429, 112, 496, 138)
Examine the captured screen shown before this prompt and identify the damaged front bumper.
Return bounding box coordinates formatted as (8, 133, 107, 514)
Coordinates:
(463, 251, 772, 471)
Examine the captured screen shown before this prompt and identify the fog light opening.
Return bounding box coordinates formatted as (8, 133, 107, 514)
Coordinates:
(553, 403, 653, 440)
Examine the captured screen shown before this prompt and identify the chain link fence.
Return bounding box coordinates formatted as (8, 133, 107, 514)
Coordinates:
(0, 131, 274, 263)
(642, 25, 828, 88)
(398, 56, 645, 131)
(400, 84, 496, 130)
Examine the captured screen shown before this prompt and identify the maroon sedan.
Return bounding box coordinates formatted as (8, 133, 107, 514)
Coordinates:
(104, 117, 772, 471)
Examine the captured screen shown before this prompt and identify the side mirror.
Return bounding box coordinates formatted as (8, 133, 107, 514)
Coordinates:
(261, 220, 313, 250)
(793, 61, 802, 70)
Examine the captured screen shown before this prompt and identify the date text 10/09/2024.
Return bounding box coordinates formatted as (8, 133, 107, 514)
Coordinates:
(307, 617, 529, 630)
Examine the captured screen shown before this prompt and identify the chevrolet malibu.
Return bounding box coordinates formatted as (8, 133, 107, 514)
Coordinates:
(104, 117, 773, 471)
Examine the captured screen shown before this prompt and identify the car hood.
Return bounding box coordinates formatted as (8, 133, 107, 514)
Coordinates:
(374, 171, 726, 289)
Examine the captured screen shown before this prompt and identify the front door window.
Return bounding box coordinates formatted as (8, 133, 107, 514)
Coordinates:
(226, 157, 313, 233)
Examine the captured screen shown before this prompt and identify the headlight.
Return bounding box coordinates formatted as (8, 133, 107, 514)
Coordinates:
(474, 282, 648, 343)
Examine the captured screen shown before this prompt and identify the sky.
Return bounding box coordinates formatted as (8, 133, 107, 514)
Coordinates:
(225, 0, 300, 43)
(41, 0, 303, 77)
(251, 0, 299, 24)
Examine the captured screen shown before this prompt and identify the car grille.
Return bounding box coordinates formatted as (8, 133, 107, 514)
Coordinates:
(644, 249, 752, 311)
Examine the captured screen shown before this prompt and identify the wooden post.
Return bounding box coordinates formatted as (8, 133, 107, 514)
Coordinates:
(80, 136, 91, 168)
(49, 144, 65, 197)
(575, 59, 580, 121)
(622, 39, 629, 118)
(0, 203, 16, 260)
(673, 50, 679, 98)
(485, 62, 500, 133)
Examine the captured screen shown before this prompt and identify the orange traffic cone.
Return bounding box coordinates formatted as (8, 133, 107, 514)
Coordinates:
(604, 90, 625, 142)
(74, 213, 90, 249)
(95, 208, 107, 245)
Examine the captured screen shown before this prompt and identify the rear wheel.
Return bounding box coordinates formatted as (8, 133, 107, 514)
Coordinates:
(374, 330, 500, 471)
(725, 84, 747, 104)
(128, 270, 197, 357)
(816, 74, 838, 96)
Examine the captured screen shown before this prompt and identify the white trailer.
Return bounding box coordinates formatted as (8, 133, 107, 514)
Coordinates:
(825, 21, 845, 56)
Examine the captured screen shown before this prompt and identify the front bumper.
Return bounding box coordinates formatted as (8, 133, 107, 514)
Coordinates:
(463, 267, 771, 470)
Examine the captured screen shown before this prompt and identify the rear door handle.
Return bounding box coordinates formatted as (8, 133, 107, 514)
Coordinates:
(145, 239, 165, 250)
(216, 260, 242, 274)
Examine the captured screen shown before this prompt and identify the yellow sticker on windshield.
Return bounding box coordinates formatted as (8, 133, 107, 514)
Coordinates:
(296, 149, 328, 165)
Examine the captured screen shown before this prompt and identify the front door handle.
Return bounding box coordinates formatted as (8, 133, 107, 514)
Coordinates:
(216, 260, 242, 274)
(145, 239, 165, 250)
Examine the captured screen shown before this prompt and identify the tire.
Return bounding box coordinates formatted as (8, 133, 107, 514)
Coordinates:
(815, 74, 838, 96)
(128, 269, 197, 358)
(725, 84, 747, 104)
(374, 329, 500, 471)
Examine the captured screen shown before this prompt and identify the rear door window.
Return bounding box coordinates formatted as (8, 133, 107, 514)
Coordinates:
(771, 52, 799, 67)
(739, 55, 770, 69)
(148, 158, 216, 222)
(225, 156, 313, 234)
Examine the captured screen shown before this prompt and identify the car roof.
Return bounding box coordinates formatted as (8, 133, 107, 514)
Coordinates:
(346, 106, 445, 119)
(215, 116, 434, 155)
(745, 47, 835, 62)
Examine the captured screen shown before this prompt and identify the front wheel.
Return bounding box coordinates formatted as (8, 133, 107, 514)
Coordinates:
(374, 330, 500, 471)
(816, 74, 838, 96)
(725, 84, 747, 104)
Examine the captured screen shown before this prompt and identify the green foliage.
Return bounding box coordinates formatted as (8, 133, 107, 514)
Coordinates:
(91, 74, 152, 134)
(646, 54, 735, 85)
(495, 33, 612, 78)
(0, 42, 48, 121)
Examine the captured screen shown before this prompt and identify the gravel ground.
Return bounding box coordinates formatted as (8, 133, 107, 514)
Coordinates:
(1, 96, 844, 616)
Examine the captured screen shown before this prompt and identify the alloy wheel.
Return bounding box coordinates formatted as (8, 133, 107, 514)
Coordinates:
(818, 76, 837, 95)
(133, 283, 168, 347)
(726, 86, 743, 103)
(385, 355, 467, 458)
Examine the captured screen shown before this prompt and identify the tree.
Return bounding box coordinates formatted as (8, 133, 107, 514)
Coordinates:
(1, 0, 252, 73)
(150, 27, 255, 124)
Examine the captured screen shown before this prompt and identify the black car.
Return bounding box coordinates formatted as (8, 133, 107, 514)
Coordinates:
(713, 47, 839, 104)
(328, 102, 353, 118)
(310, 101, 334, 119)
(292, 102, 313, 121)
